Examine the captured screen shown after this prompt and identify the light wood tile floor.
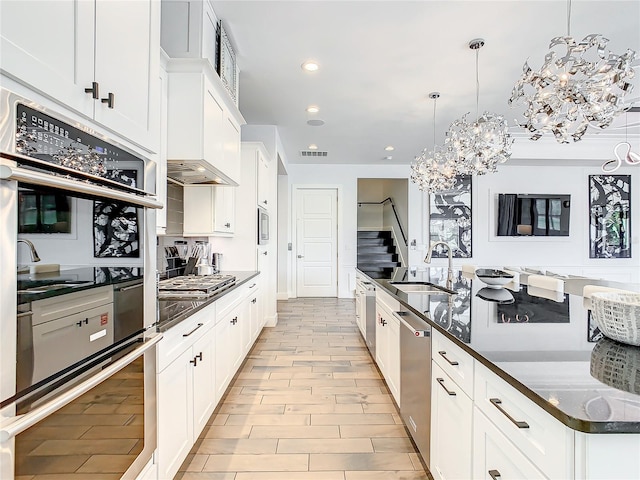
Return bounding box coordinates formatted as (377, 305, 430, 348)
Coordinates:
(176, 298, 429, 480)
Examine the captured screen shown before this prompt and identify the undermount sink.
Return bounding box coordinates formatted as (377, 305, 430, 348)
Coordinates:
(390, 281, 455, 295)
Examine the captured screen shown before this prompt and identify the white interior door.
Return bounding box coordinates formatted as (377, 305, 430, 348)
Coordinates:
(295, 188, 338, 297)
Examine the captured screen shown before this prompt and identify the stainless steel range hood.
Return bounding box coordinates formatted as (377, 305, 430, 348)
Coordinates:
(166, 159, 238, 186)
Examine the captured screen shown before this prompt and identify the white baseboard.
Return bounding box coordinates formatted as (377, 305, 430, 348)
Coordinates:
(265, 313, 278, 327)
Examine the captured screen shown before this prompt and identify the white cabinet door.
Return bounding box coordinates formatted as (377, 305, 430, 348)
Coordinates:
(222, 115, 241, 186)
(156, 58, 168, 233)
(0, 0, 95, 117)
(93, 0, 159, 149)
(157, 348, 194, 480)
(473, 407, 546, 480)
(182, 185, 234, 236)
(257, 148, 270, 208)
(204, 86, 225, 172)
(191, 329, 216, 437)
(213, 186, 235, 235)
(1, 0, 159, 150)
(375, 302, 389, 377)
(431, 362, 473, 480)
(215, 303, 242, 399)
(387, 313, 401, 405)
(248, 285, 262, 344)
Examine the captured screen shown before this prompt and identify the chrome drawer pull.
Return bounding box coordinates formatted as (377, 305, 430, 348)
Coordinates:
(182, 323, 204, 337)
(438, 350, 459, 366)
(436, 377, 456, 396)
(490, 398, 530, 428)
(489, 470, 501, 480)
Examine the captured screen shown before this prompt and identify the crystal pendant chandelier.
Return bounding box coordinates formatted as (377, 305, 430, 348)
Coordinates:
(509, 0, 636, 143)
(446, 39, 513, 175)
(410, 93, 460, 193)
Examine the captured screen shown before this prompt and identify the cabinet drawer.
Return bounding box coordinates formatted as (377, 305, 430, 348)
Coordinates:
(474, 362, 573, 479)
(432, 329, 474, 397)
(215, 285, 246, 319)
(473, 407, 546, 480)
(158, 307, 213, 372)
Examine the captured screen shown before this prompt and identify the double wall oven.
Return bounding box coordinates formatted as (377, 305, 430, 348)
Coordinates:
(0, 89, 163, 479)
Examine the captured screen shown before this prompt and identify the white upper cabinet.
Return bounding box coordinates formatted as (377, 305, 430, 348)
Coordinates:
(165, 65, 243, 185)
(257, 148, 270, 209)
(0, 0, 160, 151)
(161, 0, 219, 71)
(183, 184, 235, 236)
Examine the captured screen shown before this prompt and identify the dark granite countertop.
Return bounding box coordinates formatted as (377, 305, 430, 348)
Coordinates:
(156, 271, 260, 332)
(361, 267, 640, 434)
(17, 266, 143, 304)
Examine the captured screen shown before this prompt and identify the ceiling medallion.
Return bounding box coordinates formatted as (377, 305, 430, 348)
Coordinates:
(509, 1, 636, 143)
(446, 38, 513, 176)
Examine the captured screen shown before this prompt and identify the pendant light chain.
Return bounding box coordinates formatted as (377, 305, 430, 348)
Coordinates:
(432, 94, 437, 148)
(567, 0, 572, 37)
(475, 47, 480, 119)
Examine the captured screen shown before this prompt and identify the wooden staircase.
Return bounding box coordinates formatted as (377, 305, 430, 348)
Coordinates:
(357, 231, 401, 279)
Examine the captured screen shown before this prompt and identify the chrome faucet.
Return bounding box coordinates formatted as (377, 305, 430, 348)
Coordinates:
(18, 239, 41, 262)
(424, 241, 453, 290)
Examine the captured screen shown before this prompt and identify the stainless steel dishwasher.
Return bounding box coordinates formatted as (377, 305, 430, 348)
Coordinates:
(393, 309, 432, 467)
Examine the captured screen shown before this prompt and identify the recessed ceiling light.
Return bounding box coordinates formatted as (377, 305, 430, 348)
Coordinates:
(308, 144, 318, 150)
(306, 105, 320, 113)
(301, 61, 319, 72)
(307, 119, 325, 126)
(384, 146, 395, 151)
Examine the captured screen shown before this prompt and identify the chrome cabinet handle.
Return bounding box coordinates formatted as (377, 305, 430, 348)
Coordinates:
(438, 350, 459, 366)
(489, 470, 501, 480)
(182, 323, 204, 337)
(490, 398, 530, 428)
(101, 92, 114, 109)
(118, 283, 143, 292)
(84, 81, 99, 99)
(436, 377, 456, 396)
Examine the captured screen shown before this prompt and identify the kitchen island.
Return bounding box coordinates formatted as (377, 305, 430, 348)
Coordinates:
(358, 267, 640, 479)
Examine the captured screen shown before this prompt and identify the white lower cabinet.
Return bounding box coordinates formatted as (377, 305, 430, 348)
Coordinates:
(157, 314, 215, 480)
(473, 406, 546, 480)
(215, 301, 243, 400)
(248, 283, 263, 343)
(430, 362, 473, 480)
(374, 298, 400, 405)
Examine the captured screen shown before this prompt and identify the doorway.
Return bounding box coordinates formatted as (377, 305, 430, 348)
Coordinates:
(294, 187, 338, 297)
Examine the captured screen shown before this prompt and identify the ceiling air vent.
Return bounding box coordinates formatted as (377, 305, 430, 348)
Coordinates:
(299, 150, 328, 157)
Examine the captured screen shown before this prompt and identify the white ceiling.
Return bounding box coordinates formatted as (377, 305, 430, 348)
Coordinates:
(212, 1, 640, 165)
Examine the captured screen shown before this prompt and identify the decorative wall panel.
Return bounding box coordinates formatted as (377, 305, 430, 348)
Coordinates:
(589, 175, 631, 259)
(429, 175, 472, 258)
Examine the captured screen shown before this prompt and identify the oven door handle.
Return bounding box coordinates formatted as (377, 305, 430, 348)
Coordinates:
(0, 163, 163, 209)
(0, 333, 162, 442)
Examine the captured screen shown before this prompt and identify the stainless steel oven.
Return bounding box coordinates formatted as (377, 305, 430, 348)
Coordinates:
(0, 88, 163, 480)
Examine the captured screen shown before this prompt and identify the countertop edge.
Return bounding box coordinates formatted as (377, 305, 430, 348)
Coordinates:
(156, 271, 260, 333)
(356, 269, 640, 435)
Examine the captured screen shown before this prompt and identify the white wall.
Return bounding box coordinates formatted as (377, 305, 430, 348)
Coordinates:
(286, 149, 640, 298)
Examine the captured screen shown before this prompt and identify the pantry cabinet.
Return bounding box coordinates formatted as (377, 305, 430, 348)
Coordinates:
(0, 0, 160, 151)
(182, 184, 235, 236)
(257, 148, 271, 209)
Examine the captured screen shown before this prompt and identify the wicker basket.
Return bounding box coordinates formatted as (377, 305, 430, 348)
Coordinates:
(590, 337, 640, 395)
(591, 292, 640, 346)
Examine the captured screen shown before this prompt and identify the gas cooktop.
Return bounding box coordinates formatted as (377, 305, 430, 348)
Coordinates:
(158, 274, 236, 299)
